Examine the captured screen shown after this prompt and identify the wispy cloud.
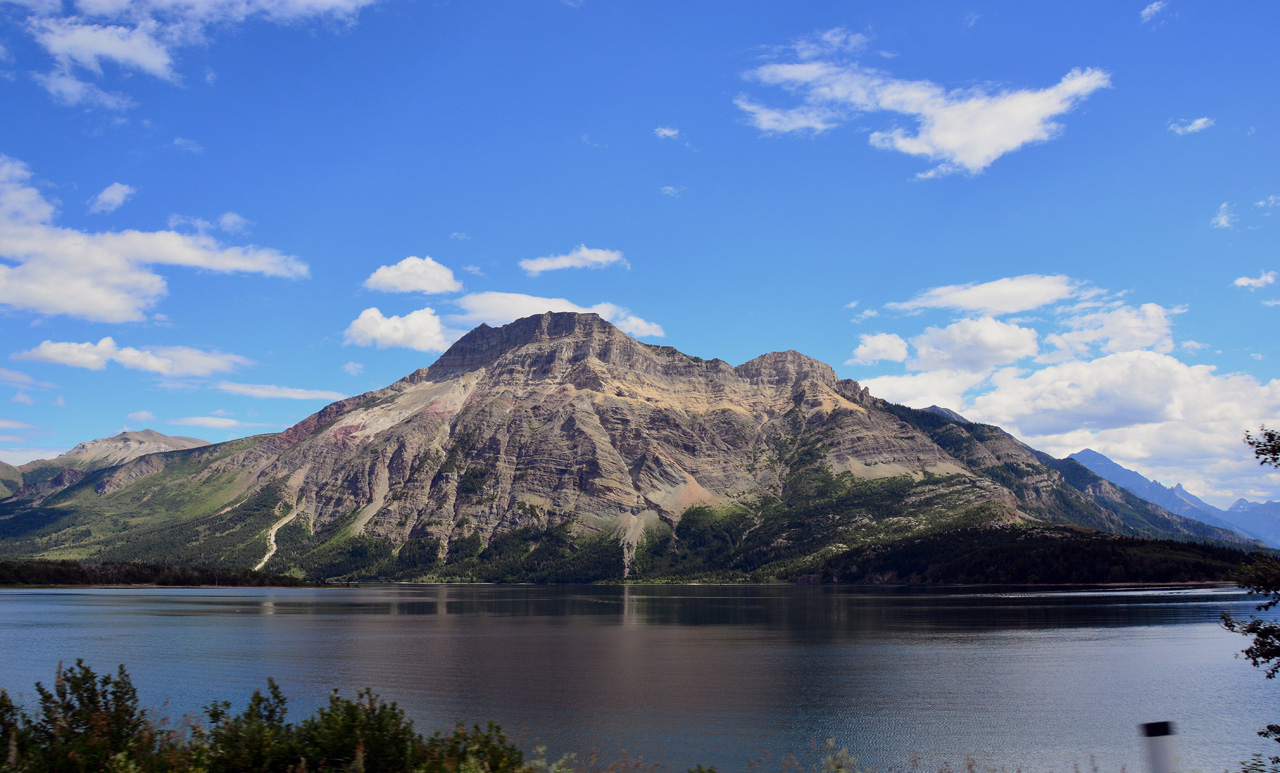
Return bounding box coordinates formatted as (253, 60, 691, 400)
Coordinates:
(1168, 117, 1213, 135)
(126, 410, 155, 423)
(217, 382, 346, 400)
(886, 274, 1081, 316)
(737, 30, 1110, 177)
(1140, 1, 1167, 23)
(170, 416, 271, 430)
(1211, 202, 1237, 229)
(660, 186, 684, 198)
(518, 244, 627, 276)
(88, 182, 135, 213)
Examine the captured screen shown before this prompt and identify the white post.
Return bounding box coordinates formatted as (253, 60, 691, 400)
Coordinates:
(1141, 721, 1179, 773)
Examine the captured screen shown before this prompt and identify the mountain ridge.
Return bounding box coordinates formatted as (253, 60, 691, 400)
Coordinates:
(0, 312, 1250, 581)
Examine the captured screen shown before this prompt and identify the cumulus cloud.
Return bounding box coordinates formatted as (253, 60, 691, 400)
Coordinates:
(344, 307, 454, 352)
(1212, 202, 1237, 229)
(854, 272, 1280, 502)
(887, 274, 1080, 315)
(1168, 117, 1213, 135)
(846, 332, 908, 365)
(909, 317, 1038, 372)
(363, 255, 462, 294)
(15, 337, 251, 376)
(1234, 271, 1276, 290)
(15, 0, 379, 109)
(1140, 1, 1167, 23)
(1040, 303, 1178, 361)
(518, 245, 627, 276)
(88, 182, 135, 214)
(448, 291, 664, 338)
(737, 34, 1110, 176)
(0, 155, 307, 322)
(217, 382, 345, 400)
(126, 410, 155, 422)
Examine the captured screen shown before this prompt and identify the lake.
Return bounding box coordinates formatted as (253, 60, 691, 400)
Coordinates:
(0, 584, 1275, 771)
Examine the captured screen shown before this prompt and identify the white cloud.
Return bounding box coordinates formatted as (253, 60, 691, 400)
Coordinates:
(1041, 303, 1178, 361)
(887, 274, 1079, 315)
(1211, 202, 1237, 229)
(1256, 196, 1280, 209)
(789, 26, 868, 59)
(909, 317, 1038, 372)
(218, 211, 250, 233)
(16, 0, 379, 109)
(1234, 271, 1276, 290)
(0, 367, 54, 390)
(217, 382, 346, 400)
(654, 127, 680, 139)
(170, 137, 204, 153)
(1168, 117, 1213, 135)
(0, 155, 307, 322)
(15, 337, 251, 376)
(862, 369, 992, 412)
(126, 410, 155, 422)
(660, 186, 685, 197)
(169, 416, 267, 429)
(449, 291, 664, 338)
(31, 17, 176, 81)
(738, 37, 1111, 175)
(0, 418, 37, 430)
(462, 265, 483, 276)
(341, 361, 363, 376)
(449, 232, 470, 240)
(1140, 1, 1167, 23)
(1180, 340, 1209, 353)
(12, 392, 35, 404)
(344, 307, 453, 352)
(88, 182, 135, 214)
(34, 70, 133, 109)
(364, 255, 461, 295)
(518, 244, 627, 276)
(846, 332, 908, 365)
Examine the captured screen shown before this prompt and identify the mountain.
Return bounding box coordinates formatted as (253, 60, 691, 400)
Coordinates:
(1067, 448, 1271, 545)
(6, 430, 209, 502)
(0, 312, 1249, 582)
(0, 462, 20, 499)
(1225, 500, 1280, 548)
(922, 405, 969, 423)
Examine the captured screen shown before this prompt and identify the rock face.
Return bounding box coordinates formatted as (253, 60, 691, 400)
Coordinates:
(0, 313, 1249, 577)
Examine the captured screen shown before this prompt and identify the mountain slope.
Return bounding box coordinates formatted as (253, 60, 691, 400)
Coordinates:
(0, 313, 1250, 581)
(8, 430, 211, 502)
(1224, 500, 1280, 547)
(1067, 448, 1267, 543)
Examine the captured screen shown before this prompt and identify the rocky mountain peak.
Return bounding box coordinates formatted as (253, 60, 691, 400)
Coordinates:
(734, 350, 838, 390)
(413, 312, 629, 381)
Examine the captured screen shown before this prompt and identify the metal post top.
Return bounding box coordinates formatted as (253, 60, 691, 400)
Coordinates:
(1142, 721, 1176, 737)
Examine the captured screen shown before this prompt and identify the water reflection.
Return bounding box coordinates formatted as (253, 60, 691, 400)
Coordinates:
(0, 584, 1274, 772)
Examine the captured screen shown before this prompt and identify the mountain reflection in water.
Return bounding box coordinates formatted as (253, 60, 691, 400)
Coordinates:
(0, 584, 1275, 771)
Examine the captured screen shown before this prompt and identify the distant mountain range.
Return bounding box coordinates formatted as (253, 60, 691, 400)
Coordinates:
(1068, 448, 1279, 548)
(0, 313, 1255, 582)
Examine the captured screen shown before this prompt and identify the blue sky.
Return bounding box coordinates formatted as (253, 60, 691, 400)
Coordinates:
(0, 1, 1277, 506)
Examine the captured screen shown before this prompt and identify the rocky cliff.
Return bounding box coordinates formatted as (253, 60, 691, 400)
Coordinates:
(0, 313, 1249, 580)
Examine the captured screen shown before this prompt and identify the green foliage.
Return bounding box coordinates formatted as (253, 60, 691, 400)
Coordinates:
(1, 663, 532, 772)
(0, 559, 309, 587)
(820, 526, 1245, 585)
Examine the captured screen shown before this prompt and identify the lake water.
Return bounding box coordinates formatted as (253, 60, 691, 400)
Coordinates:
(0, 584, 1276, 772)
